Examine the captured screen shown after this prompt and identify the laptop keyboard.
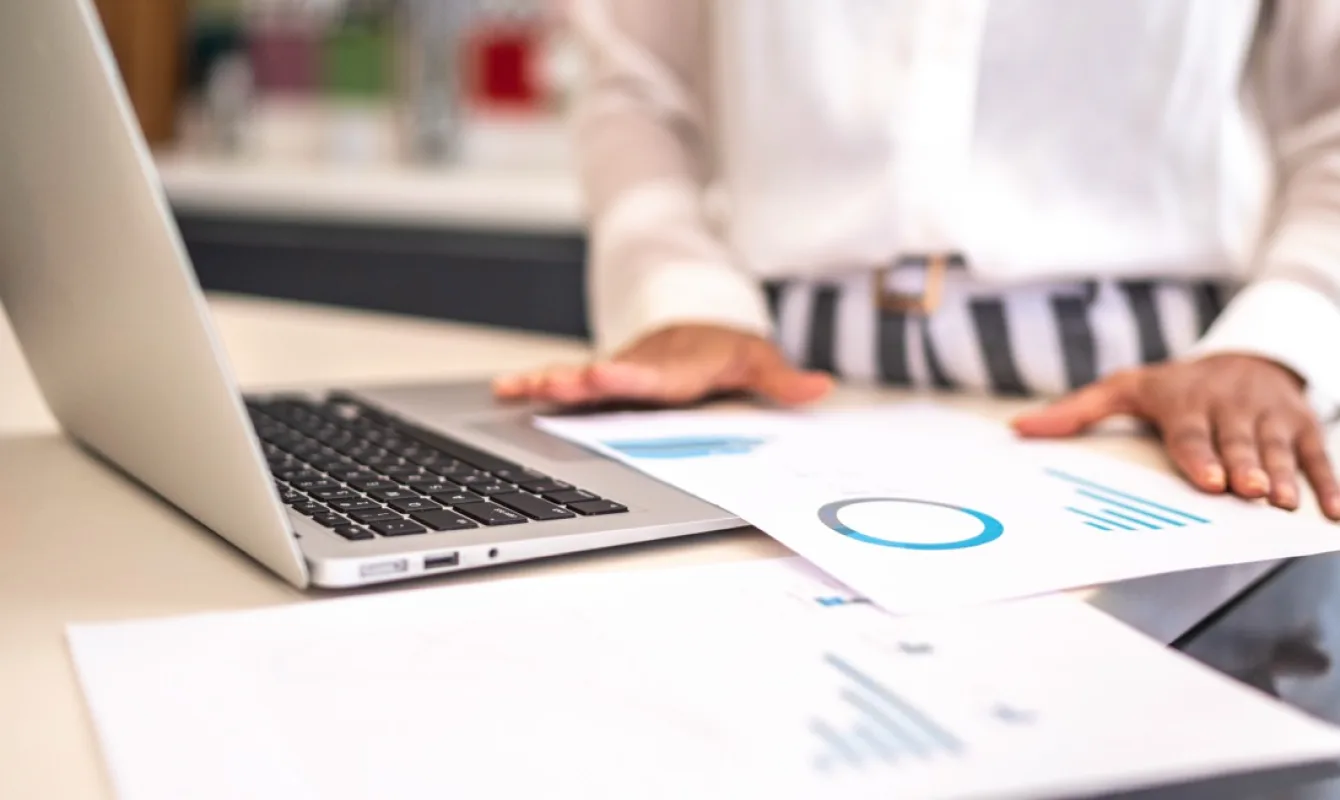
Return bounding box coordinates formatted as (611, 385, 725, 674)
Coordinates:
(247, 396, 628, 542)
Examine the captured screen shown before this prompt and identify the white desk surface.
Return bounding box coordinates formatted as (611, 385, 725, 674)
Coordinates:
(0, 294, 1287, 799)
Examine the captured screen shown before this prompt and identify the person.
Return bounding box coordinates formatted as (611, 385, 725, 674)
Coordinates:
(493, 0, 1340, 520)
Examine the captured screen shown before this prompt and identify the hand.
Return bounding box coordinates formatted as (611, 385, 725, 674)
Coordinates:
(1012, 354, 1340, 520)
(492, 324, 834, 408)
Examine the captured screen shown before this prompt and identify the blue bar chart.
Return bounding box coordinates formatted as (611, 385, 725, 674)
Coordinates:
(1044, 468, 1210, 532)
(811, 653, 964, 773)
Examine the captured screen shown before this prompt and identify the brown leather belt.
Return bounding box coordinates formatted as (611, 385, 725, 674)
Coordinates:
(873, 253, 964, 314)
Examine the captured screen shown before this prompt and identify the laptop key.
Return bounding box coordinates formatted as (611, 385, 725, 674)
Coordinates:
(311, 513, 349, 528)
(412, 482, 456, 495)
(278, 469, 324, 483)
(370, 519, 428, 537)
(435, 464, 483, 481)
(349, 478, 399, 492)
(382, 464, 422, 478)
(278, 488, 305, 504)
(309, 488, 358, 502)
(362, 451, 404, 466)
(388, 497, 443, 514)
(410, 509, 479, 532)
(570, 499, 629, 516)
(494, 492, 575, 521)
(399, 472, 437, 485)
(473, 482, 514, 496)
(369, 488, 420, 502)
(310, 459, 351, 475)
(333, 525, 375, 541)
(290, 501, 325, 516)
(491, 468, 547, 483)
(520, 479, 572, 494)
(454, 502, 527, 526)
(544, 489, 600, 505)
(349, 508, 402, 524)
(408, 451, 448, 468)
(293, 478, 340, 491)
(328, 499, 381, 513)
(333, 469, 375, 482)
(288, 442, 323, 458)
(427, 490, 485, 506)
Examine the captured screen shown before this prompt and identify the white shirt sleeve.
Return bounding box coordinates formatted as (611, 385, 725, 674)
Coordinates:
(1192, 0, 1340, 419)
(569, 0, 772, 356)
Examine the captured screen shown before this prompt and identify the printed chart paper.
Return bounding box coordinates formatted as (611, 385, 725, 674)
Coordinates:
(68, 558, 1340, 800)
(537, 404, 1340, 613)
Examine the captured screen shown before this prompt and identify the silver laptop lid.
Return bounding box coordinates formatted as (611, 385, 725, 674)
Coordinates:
(0, 0, 307, 586)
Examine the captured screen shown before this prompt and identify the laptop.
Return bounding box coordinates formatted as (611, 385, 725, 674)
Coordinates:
(0, 0, 739, 589)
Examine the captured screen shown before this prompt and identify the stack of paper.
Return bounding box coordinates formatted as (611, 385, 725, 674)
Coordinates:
(67, 558, 1340, 799)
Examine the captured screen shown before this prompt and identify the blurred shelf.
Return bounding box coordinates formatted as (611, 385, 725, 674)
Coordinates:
(152, 108, 586, 230)
(155, 152, 583, 232)
(154, 115, 589, 335)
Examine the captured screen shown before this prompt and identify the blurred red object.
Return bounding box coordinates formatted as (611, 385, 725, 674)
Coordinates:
(462, 17, 544, 113)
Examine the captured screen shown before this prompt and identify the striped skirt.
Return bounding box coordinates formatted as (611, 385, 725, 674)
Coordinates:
(766, 269, 1234, 398)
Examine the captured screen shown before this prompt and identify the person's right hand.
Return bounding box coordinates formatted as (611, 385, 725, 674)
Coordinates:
(492, 324, 834, 408)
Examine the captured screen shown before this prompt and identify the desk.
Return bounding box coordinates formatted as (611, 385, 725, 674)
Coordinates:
(0, 294, 1297, 799)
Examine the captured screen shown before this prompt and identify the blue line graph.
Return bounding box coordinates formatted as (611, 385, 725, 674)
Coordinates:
(811, 653, 964, 773)
(1046, 468, 1210, 532)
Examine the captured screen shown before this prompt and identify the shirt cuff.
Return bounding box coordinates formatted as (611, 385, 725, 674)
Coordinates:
(1190, 278, 1340, 421)
(587, 180, 774, 355)
(593, 259, 774, 356)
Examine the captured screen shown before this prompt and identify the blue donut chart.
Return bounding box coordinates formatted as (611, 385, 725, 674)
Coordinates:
(818, 498, 1004, 551)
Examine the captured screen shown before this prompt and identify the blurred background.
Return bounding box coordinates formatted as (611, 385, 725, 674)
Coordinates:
(93, 0, 589, 338)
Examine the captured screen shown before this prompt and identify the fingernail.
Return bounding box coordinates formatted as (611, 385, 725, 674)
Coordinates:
(1274, 484, 1297, 508)
(1203, 465, 1226, 489)
(1245, 468, 1270, 493)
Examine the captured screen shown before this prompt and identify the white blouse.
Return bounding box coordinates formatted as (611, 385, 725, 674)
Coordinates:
(568, 0, 1340, 408)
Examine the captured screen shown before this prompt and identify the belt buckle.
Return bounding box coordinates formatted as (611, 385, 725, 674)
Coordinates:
(874, 253, 954, 315)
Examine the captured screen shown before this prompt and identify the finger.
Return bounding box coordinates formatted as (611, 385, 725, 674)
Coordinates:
(536, 365, 600, 405)
(519, 369, 549, 397)
(1158, 412, 1227, 493)
(1258, 414, 1300, 510)
(491, 372, 526, 399)
(1212, 406, 1269, 499)
(586, 361, 679, 399)
(746, 349, 834, 406)
(1296, 425, 1340, 521)
(493, 369, 563, 401)
(588, 358, 722, 405)
(1011, 375, 1135, 438)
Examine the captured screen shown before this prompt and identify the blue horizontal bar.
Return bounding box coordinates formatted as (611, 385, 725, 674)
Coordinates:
(810, 719, 861, 767)
(841, 689, 932, 759)
(1100, 508, 1161, 530)
(1067, 506, 1135, 531)
(1045, 468, 1209, 524)
(1077, 490, 1185, 527)
(854, 723, 899, 762)
(1084, 521, 1112, 532)
(826, 653, 965, 755)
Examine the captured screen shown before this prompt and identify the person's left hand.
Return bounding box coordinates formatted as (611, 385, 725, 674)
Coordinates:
(1011, 354, 1340, 520)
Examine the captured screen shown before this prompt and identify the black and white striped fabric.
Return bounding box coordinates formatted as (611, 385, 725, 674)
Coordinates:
(766, 270, 1234, 397)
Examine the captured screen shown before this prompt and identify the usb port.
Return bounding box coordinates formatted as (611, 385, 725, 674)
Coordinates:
(424, 552, 459, 570)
